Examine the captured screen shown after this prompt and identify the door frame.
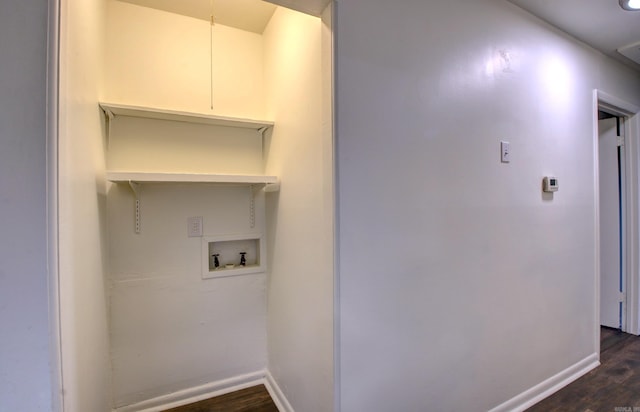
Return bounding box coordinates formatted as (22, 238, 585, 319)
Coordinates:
(594, 90, 640, 337)
(597, 112, 625, 330)
(47, 0, 63, 411)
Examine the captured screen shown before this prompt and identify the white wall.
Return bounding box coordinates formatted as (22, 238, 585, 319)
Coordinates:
(263, 7, 334, 412)
(107, 117, 264, 175)
(0, 0, 53, 410)
(105, 0, 265, 119)
(104, 2, 271, 407)
(107, 122, 268, 407)
(335, 0, 640, 410)
(104, 3, 334, 408)
(58, 0, 112, 410)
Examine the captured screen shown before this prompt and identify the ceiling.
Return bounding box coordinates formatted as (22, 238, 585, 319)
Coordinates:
(118, 0, 329, 33)
(263, 0, 329, 17)
(507, 0, 640, 71)
(118, 0, 640, 71)
(118, 0, 278, 33)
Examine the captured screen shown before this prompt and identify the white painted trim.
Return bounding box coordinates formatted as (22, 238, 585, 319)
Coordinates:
(329, 2, 341, 411)
(112, 370, 266, 412)
(597, 91, 640, 115)
(595, 89, 640, 336)
(627, 113, 640, 335)
(592, 90, 602, 349)
(264, 371, 295, 412)
(488, 353, 599, 412)
(46, 0, 62, 410)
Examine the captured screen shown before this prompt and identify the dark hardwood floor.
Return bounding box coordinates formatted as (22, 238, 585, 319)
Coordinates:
(162, 385, 278, 412)
(527, 327, 640, 411)
(158, 328, 640, 411)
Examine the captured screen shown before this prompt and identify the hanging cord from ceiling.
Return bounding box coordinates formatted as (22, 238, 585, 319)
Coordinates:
(210, 0, 215, 110)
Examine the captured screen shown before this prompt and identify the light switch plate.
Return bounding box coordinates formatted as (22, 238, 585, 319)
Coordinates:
(187, 216, 203, 237)
(501, 141, 510, 163)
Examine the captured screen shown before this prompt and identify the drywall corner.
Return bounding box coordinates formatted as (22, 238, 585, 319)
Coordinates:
(263, 6, 334, 412)
(58, 0, 112, 409)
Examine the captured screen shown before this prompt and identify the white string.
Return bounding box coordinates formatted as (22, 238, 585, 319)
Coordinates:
(210, 0, 214, 110)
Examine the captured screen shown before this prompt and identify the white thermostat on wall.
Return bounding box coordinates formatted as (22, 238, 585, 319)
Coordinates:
(543, 176, 559, 192)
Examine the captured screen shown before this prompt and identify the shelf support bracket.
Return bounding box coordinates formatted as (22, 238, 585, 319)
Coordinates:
(128, 181, 141, 234)
(258, 126, 272, 164)
(103, 108, 115, 147)
(264, 183, 280, 193)
(249, 185, 257, 228)
(257, 126, 269, 137)
(248, 181, 279, 228)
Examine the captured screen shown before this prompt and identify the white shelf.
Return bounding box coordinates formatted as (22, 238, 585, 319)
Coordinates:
(107, 171, 279, 185)
(99, 102, 274, 131)
(108, 172, 279, 234)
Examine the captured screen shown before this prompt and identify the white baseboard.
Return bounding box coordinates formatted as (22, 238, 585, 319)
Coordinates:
(113, 370, 266, 412)
(264, 371, 295, 412)
(489, 353, 600, 412)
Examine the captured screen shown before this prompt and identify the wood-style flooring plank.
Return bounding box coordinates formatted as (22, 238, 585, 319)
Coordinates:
(162, 385, 278, 412)
(160, 327, 640, 411)
(526, 327, 640, 411)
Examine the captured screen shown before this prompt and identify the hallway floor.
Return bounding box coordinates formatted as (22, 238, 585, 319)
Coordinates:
(162, 385, 278, 412)
(159, 327, 640, 411)
(527, 327, 640, 411)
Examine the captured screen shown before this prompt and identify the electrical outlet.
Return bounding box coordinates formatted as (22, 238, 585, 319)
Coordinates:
(187, 216, 203, 237)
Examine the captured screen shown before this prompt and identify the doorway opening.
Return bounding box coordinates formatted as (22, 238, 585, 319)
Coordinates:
(595, 90, 640, 341)
(598, 110, 626, 331)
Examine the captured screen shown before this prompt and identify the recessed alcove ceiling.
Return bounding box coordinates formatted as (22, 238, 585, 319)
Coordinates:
(117, 0, 330, 33)
(507, 0, 640, 71)
(117, 0, 277, 33)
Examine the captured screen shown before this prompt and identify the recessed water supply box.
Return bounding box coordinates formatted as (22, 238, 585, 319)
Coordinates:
(202, 234, 265, 279)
